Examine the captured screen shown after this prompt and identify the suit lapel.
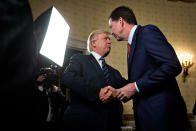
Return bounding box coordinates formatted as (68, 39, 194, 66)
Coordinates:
(88, 54, 104, 77)
(127, 25, 142, 72)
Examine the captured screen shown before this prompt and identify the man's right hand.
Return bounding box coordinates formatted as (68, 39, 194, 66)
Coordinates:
(99, 86, 120, 103)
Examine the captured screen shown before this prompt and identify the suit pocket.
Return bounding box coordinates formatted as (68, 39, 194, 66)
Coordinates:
(147, 93, 168, 111)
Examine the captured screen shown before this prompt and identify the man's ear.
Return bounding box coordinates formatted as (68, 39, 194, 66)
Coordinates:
(119, 17, 124, 27)
(91, 41, 96, 48)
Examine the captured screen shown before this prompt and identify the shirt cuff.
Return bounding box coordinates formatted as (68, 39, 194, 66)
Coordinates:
(134, 82, 140, 92)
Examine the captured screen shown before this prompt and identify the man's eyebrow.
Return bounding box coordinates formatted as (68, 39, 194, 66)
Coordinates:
(104, 36, 110, 39)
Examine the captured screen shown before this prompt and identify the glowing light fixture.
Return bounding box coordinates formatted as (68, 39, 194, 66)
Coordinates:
(39, 6, 70, 67)
(178, 52, 194, 82)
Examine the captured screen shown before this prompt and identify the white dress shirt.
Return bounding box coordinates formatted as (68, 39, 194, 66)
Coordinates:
(128, 25, 140, 92)
(91, 51, 104, 68)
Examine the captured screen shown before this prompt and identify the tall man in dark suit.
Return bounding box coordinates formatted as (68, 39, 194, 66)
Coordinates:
(0, 0, 38, 130)
(108, 6, 190, 131)
(61, 30, 128, 131)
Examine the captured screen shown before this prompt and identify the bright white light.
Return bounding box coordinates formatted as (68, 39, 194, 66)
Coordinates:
(178, 53, 193, 64)
(40, 6, 70, 67)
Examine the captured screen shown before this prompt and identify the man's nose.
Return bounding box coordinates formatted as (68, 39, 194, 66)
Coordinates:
(107, 38, 111, 43)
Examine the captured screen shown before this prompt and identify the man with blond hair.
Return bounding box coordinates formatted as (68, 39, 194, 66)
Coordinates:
(61, 29, 128, 131)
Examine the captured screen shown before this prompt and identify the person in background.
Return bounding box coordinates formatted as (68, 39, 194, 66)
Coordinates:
(35, 68, 66, 131)
(0, 0, 38, 130)
(108, 6, 190, 131)
(61, 29, 128, 131)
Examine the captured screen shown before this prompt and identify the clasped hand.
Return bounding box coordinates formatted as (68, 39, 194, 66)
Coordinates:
(99, 83, 136, 103)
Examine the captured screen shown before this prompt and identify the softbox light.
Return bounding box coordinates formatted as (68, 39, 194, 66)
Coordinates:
(34, 6, 70, 67)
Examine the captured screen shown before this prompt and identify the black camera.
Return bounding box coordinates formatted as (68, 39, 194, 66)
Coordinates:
(39, 66, 58, 88)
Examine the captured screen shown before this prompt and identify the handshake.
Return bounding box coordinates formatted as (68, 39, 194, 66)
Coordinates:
(99, 83, 137, 103)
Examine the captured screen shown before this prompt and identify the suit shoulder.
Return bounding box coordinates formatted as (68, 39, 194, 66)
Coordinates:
(139, 25, 165, 40)
(141, 24, 162, 34)
(70, 54, 91, 63)
(70, 53, 85, 60)
(143, 24, 158, 29)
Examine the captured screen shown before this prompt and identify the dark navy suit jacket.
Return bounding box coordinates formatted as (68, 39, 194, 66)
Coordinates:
(127, 25, 190, 131)
(61, 54, 128, 131)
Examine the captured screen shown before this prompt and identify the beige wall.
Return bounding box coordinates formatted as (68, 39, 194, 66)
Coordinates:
(29, 0, 196, 114)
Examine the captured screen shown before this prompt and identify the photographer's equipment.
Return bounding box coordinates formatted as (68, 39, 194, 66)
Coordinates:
(34, 6, 70, 67)
(33, 7, 73, 128)
(39, 66, 58, 89)
(34, 6, 70, 90)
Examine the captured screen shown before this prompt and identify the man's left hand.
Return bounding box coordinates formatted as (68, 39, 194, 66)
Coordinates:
(117, 83, 136, 101)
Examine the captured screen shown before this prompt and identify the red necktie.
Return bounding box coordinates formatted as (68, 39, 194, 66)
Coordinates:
(127, 43, 131, 57)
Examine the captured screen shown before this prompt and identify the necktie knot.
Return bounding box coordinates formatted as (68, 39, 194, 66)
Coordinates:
(100, 57, 106, 69)
(99, 57, 105, 63)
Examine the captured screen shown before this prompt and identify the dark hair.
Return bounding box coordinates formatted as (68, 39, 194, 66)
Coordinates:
(108, 6, 137, 25)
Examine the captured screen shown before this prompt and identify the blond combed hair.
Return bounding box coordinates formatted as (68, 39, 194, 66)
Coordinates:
(87, 30, 110, 52)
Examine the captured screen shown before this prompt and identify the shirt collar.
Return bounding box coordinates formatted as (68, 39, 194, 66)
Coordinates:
(91, 51, 102, 61)
(128, 25, 138, 45)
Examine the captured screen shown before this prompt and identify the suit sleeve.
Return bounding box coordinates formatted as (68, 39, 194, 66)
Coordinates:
(136, 25, 182, 93)
(61, 54, 101, 102)
(109, 67, 128, 89)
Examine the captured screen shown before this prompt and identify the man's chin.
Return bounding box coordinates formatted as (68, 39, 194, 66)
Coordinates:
(117, 38, 123, 41)
(104, 51, 110, 57)
(115, 36, 123, 41)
